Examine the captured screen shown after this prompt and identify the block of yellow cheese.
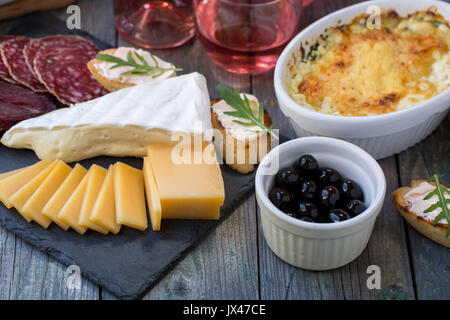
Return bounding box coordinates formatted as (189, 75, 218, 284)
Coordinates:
(114, 162, 147, 231)
(90, 165, 121, 234)
(78, 165, 109, 234)
(21, 160, 72, 228)
(42, 164, 87, 230)
(8, 160, 58, 222)
(0, 160, 53, 209)
(142, 157, 162, 231)
(146, 144, 225, 220)
(58, 168, 91, 235)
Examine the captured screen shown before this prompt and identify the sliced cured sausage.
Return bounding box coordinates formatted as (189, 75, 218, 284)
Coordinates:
(34, 47, 107, 105)
(0, 36, 46, 92)
(24, 35, 99, 79)
(0, 80, 57, 131)
(0, 35, 17, 84)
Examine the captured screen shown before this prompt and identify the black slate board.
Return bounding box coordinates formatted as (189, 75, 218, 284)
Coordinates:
(0, 12, 256, 299)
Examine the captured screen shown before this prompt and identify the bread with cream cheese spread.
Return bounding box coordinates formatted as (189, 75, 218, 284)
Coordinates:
(211, 99, 272, 174)
(392, 180, 449, 248)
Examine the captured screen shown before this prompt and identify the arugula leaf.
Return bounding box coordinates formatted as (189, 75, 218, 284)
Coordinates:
(216, 84, 278, 140)
(96, 51, 182, 78)
(424, 174, 450, 237)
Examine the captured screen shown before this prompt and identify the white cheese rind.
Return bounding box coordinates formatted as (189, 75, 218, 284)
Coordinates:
(1, 72, 212, 162)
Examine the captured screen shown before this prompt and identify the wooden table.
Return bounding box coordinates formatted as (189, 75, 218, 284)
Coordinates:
(0, 0, 448, 300)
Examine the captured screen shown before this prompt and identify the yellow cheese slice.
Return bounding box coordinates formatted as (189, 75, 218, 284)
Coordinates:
(143, 157, 162, 231)
(21, 160, 72, 228)
(8, 160, 58, 222)
(0, 160, 53, 209)
(57, 168, 91, 235)
(90, 165, 121, 234)
(42, 164, 87, 230)
(78, 164, 109, 234)
(147, 144, 225, 220)
(114, 162, 147, 231)
(0, 167, 25, 182)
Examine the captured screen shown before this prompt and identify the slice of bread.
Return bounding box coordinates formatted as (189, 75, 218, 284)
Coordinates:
(392, 179, 449, 248)
(87, 48, 176, 92)
(211, 99, 272, 174)
(87, 49, 134, 92)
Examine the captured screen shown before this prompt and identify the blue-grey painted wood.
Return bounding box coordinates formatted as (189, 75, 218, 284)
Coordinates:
(397, 113, 450, 300)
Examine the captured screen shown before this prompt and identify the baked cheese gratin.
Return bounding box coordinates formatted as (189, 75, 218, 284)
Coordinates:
(288, 8, 450, 116)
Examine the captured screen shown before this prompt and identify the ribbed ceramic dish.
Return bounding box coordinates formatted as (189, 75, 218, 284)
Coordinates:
(255, 137, 386, 270)
(274, 0, 450, 160)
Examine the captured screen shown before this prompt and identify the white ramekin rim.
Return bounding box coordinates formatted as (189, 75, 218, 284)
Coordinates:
(255, 137, 386, 233)
(274, 0, 450, 130)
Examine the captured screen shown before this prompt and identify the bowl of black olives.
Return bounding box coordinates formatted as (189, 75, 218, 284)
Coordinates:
(255, 137, 386, 270)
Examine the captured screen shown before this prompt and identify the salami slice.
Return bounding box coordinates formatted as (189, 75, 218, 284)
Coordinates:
(0, 36, 47, 92)
(24, 35, 99, 79)
(0, 80, 57, 131)
(0, 35, 17, 84)
(34, 47, 107, 105)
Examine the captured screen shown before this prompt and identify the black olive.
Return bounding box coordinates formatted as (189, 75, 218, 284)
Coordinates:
(317, 185, 340, 208)
(339, 179, 363, 201)
(269, 187, 291, 210)
(346, 199, 367, 217)
(276, 168, 301, 188)
(299, 180, 317, 201)
(296, 154, 319, 177)
(327, 209, 351, 222)
(298, 216, 314, 223)
(313, 215, 329, 223)
(317, 168, 341, 186)
(295, 201, 320, 220)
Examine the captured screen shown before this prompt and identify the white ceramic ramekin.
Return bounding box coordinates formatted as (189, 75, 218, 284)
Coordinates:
(274, 0, 450, 160)
(255, 137, 386, 270)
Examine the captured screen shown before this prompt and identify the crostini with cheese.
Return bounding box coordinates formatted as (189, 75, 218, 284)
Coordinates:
(392, 179, 449, 248)
(211, 93, 273, 174)
(87, 47, 178, 92)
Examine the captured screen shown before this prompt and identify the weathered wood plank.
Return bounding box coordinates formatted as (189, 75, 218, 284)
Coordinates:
(397, 113, 450, 300)
(51, 0, 115, 46)
(144, 198, 258, 300)
(6, 241, 99, 299)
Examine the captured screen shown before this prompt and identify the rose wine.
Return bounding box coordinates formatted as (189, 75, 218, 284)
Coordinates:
(195, 0, 300, 74)
(114, 0, 196, 49)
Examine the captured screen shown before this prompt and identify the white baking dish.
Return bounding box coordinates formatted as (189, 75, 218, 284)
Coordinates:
(255, 137, 386, 270)
(274, 0, 450, 159)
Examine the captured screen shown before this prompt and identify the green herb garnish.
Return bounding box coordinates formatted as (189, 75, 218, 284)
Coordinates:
(216, 84, 278, 140)
(430, 20, 443, 28)
(304, 40, 320, 62)
(424, 174, 450, 237)
(96, 51, 182, 78)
